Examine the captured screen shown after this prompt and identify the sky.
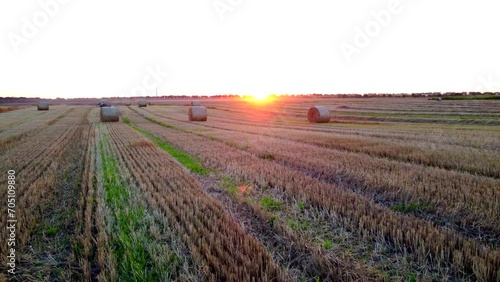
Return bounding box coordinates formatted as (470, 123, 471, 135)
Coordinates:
(0, 0, 499, 99)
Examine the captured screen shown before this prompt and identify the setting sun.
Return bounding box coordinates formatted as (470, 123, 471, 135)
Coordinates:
(243, 93, 275, 103)
(253, 93, 270, 101)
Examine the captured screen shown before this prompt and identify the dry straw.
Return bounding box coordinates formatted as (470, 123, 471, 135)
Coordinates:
(100, 106, 120, 122)
(37, 102, 49, 111)
(307, 106, 330, 123)
(191, 100, 200, 106)
(189, 106, 207, 121)
(138, 100, 148, 107)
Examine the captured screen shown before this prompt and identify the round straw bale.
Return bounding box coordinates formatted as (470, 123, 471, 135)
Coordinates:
(138, 100, 147, 107)
(37, 102, 49, 111)
(191, 100, 200, 106)
(100, 106, 120, 122)
(188, 106, 207, 121)
(307, 106, 330, 123)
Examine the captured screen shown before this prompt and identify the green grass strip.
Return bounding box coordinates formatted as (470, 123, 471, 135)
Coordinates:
(99, 137, 151, 280)
(145, 116, 179, 130)
(442, 95, 500, 100)
(99, 132, 176, 281)
(123, 117, 207, 175)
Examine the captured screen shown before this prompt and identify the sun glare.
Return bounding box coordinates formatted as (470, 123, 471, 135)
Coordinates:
(243, 93, 275, 103)
(253, 93, 269, 101)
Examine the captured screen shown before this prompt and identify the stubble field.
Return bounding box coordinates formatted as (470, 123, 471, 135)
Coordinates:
(0, 97, 499, 281)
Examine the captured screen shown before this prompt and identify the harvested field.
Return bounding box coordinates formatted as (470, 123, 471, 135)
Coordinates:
(1, 96, 499, 281)
(0, 106, 25, 113)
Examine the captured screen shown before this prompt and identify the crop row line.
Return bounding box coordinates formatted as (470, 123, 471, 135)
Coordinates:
(121, 107, 499, 281)
(109, 119, 283, 280)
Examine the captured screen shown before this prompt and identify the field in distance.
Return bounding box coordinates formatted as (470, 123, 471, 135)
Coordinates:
(0, 96, 499, 281)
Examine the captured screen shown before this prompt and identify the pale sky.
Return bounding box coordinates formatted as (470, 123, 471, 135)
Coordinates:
(1, 0, 499, 99)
